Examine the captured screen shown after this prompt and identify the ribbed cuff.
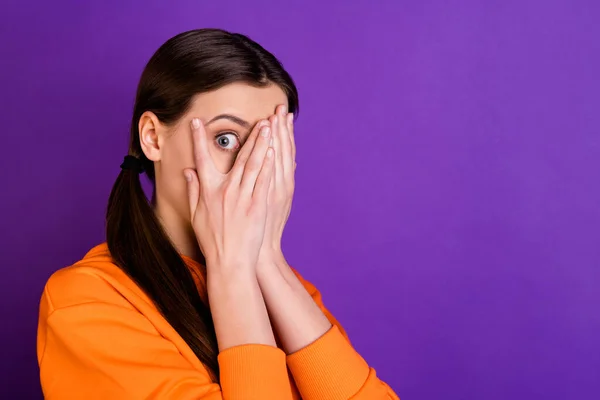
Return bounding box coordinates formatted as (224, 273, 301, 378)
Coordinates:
(286, 325, 370, 400)
(218, 344, 292, 400)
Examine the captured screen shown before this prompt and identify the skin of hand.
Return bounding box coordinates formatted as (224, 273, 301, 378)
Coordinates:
(184, 117, 279, 351)
(258, 104, 296, 265)
(184, 117, 274, 271)
(254, 105, 332, 354)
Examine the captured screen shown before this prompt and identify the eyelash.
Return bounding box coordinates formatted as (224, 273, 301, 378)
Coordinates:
(214, 131, 241, 153)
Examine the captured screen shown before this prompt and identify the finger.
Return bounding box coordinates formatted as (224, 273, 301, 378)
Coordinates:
(184, 168, 200, 218)
(277, 105, 294, 175)
(190, 118, 218, 183)
(229, 119, 269, 184)
(253, 147, 275, 203)
(270, 114, 284, 186)
(287, 112, 296, 162)
(240, 122, 272, 195)
(267, 163, 276, 204)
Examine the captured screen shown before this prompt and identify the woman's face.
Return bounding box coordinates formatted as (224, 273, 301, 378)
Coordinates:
(139, 82, 289, 223)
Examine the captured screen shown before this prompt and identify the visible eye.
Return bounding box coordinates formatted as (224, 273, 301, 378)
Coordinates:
(215, 132, 241, 152)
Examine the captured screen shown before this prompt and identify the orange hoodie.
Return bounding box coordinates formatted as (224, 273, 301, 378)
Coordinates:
(37, 243, 399, 399)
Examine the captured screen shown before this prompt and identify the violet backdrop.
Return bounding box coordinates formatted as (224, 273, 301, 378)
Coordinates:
(1, 0, 599, 398)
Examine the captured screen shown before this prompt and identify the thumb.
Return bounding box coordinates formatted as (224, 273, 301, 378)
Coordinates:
(184, 169, 199, 219)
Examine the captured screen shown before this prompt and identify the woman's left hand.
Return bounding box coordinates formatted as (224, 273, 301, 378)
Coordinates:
(258, 105, 296, 261)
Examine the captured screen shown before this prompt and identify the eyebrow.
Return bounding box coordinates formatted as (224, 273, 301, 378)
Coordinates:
(206, 114, 250, 129)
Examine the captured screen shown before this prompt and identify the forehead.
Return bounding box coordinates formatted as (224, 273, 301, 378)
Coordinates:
(189, 82, 288, 122)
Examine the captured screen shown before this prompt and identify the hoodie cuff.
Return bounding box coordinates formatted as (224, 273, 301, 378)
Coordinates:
(219, 344, 291, 399)
(286, 325, 370, 400)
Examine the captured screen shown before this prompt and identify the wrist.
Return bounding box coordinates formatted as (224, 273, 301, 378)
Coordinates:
(258, 245, 286, 267)
(205, 248, 259, 268)
(207, 265, 257, 292)
(205, 256, 257, 277)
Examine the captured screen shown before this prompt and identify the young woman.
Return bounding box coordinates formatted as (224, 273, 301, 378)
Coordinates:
(37, 29, 399, 399)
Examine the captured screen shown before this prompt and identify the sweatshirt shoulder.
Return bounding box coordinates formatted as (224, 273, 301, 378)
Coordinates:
(42, 243, 145, 312)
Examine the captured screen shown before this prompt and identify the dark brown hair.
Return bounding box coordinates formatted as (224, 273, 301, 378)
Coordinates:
(106, 29, 299, 381)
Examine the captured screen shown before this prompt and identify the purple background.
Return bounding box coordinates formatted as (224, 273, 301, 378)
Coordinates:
(1, 0, 599, 398)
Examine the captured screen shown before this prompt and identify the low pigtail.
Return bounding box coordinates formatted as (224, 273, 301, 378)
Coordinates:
(106, 164, 219, 380)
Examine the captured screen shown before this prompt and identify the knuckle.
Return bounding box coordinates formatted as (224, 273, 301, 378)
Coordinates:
(249, 204, 266, 218)
(222, 182, 237, 199)
(247, 157, 263, 172)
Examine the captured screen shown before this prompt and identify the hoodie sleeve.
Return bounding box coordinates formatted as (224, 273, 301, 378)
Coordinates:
(37, 269, 292, 400)
(286, 269, 400, 400)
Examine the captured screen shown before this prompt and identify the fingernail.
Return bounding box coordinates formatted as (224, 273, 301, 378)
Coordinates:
(269, 138, 274, 146)
(281, 105, 287, 115)
(184, 171, 192, 182)
(287, 113, 294, 125)
(267, 148, 274, 158)
(192, 118, 200, 129)
(261, 126, 271, 137)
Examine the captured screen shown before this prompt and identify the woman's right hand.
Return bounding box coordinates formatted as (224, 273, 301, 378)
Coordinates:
(184, 118, 274, 272)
